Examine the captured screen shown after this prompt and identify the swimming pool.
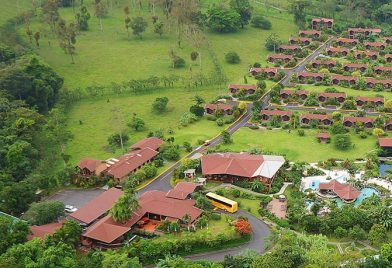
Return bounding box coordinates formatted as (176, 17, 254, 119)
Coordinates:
(309, 180, 320, 190)
(336, 187, 380, 207)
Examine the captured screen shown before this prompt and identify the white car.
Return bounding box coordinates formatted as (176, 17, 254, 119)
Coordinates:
(65, 205, 78, 213)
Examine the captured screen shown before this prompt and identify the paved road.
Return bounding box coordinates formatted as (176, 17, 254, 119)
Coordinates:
(187, 210, 271, 261)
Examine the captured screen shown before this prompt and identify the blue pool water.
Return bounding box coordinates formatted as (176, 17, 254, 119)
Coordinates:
(336, 187, 380, 207)
(379, 164, 392, 177)
(309, 180, 320, 190)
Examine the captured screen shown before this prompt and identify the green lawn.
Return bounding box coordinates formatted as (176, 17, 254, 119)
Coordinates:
(0, 0, 33, 25)
(65, 86, 227, 164)
(219, 127, 379, 162)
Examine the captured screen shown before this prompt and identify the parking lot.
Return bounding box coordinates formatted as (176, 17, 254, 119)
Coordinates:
(47, 188, 105, 208)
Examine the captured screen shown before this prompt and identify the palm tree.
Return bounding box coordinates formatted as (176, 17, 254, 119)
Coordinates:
(182, 214, 191, 231)
(373, 206, 392, 230)
(110, 193, 139, 223)
(251, 180, 264, 193)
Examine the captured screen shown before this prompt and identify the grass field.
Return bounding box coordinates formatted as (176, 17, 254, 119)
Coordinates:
(0, 0, 34, 25)
(219, 127, 379, 162)
(299, 85, 392, 100)
(66, 86, 227, 164)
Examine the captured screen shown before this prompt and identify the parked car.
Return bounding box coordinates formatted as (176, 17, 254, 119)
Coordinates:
(65, 205, 78, 213)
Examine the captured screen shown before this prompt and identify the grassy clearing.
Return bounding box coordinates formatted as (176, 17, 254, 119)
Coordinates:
(65, 86, 227, 164)
(0, 0, 33, 25)
(299, 85, 392, 100)
(219, 127, 379, 162)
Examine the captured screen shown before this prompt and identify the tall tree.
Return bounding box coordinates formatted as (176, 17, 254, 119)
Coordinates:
(130, 17, 148, 39)
(42, 0, 60, 33)
(57, 20, 78, 64)
(94, 0, 108, 31)
(290, 0, 311, 28)
(230, 0, 252, 28)
(170, 0, 199, 48)
(75, 5, 91, 31)
(110, 191, 139, 223)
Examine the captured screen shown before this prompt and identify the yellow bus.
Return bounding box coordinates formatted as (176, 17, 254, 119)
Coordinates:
(206, 192, 238, 213)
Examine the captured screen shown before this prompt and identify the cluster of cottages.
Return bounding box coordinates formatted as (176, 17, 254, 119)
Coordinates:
(77, 137, 164, 183)
(260, 109, 392, 130)
(29, 151, 286, 247)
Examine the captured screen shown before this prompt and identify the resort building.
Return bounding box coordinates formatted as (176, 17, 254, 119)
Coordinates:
(297, 72, 324, 83)
(331, 75, 358, 85)
(364, 42, 386, 50)
(311, 18, 333, 30)
(299, 30, 321, 38)
(319, 180, 360, 203)
(348, 28, 381, 39)
(354, 50, 378, 60)
(201, 152, 285, 188)
(374, 66, 392, 75)
(317, 92, 346, 103)
(385, 119, 392, 131)
(205, 103, 234, 116)
(365, 78, 392, 89)
(28, 220, 66, 240)
(260, 110, 292, 122)
(249, 67, 278, 78)
(343, 117, 374, 128)
(81, 187, 202, 247)
(300, 114, 333, 126)
(228, 84, 257, 95)
(326, 47, 349, 56)
(336, 38, 358, 46)
(267, 54, 293, 63)
(343, 63, 367, 72)
(385, 37, 392, 44)
(317, 132, 331, 143)
(278, 45, 300, 54)
(289, 37, 312, 45)
(386, 54, 392, 63)
(311, 60, 336, 69)
(77, 159, 108, 178)
(355, 96, 384, 107)
(280, 89, 309, 100)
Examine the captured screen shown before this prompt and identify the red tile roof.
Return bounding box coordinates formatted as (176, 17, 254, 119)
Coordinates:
(300, 113, 332, 121)
(28, 221, 65, 240)
(365, 78, 392, 86)
(260, 110, 293, 117)
(312, 18, 333, 23)
(267, 54, 293, 60)
(228, 84, 257, 90)
(317, 132, 330, 139)
(343, 116, 374, 124)
(386, 54, 392, 59)
(205, 103, 233, 112)
(299, 30, 321, 35)
(364, 42, 385, 47)
(336, 37, 358, 43)
(279, 45, 300, 50)
(106, 148, 159, 179)
(348, 28, 381, 34)
(332, 75, 359, 82)
(327, 47, 350, 53)
(379, 138, 392, 148)
(83, 190, 203, 243)
(343, 63, 367, 69)
(250, 67, 278, 73)
(166, 182, 199, 200)
(354, 50, 379, 57)
(298, 72, 324, 78)
(289, 37, 312, 43)
(78, 158, 104, 172)
(374, 66, 392, 72)
(319, 180, 360, 201)
(318, 92, 346, 98)
(384, 37, 392, 42)
(130, 137, 164, 151)
(69, 188, 123, 225)
(355, 96, 384, 103)
(312, 60, 336, 66)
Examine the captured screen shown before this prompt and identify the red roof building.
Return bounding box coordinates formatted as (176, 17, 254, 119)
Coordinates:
(385, 37, 392, 44)
(82, 190, 203, 245)
(385, 119, 392, 131)
(343, 116, 374, 128)
(365, 78, 392, 89)
(280, 89, 309, 100)
(300, 113, 333, 125)
(317, 132, 331, 143)
(28, 221, 66, 240)
(379, 137, 392, 147)
(332, 75, 358, 85)
(318, 92, 346, 103)
(69, 187, 123, 225)
(166, 182, 200, 200)
(278, 45, 300, 53)
(374, 66, 392, 74)
(77, 158, 107, 177)
(348, 28, 381, 39)
(297, 72, 324, 83)
(386, 54, 392, 63)
(130, 137, 164, 152)
(205, 103, 234, 115)
(355, 96, 384, 106)
(312, 18, 333, 29)
(260, 110, 293, 122)
(354, 50, 379, 60)
(201, 153, 285, 187)
(299, 30, 321, 38)
(364, 42, 386, 50)
(228, 84, 257, 94)
(336, 38, 358, 46)
(311, 60, 336, 69)
(289, 37, 312, 45)
(343, 63, 367, 72)
(319, 180, 360, 202)
(326, 47, 350, 56)
(249, 67, 278, 77)
(267, 54, 293, 63)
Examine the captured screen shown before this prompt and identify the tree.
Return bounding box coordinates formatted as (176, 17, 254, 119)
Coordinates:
(372, 206, 392, 230)
(183, 141, 192, 152)
(225, 51, 241, 64)
(168, 49, 185, 68)
(169, 0, 198, 48)
(381, 242, 392, 265)
(94, 0, 108, 31)
(290, 0, 311, 28)
(130, 17, 148, 39)
(333, 134, 352, 151)
(33, 32, 40, 47)
(57, 19, 77, 64)
(26, 26, 33, 44)
(110, 192, 139, 223)
(230, 0, 252, 28)
(0, 217, 29, 255)
(368, 224, 387, 245)
(193, 95, 205, 106)
(0, 181, 36, 215)
(349, 225, 367, 241)
(251, 15, 271, 29)
(162, 145, 180, 161)
(102, 251, 142, 268)
(234, 219, 252, 235)
(222, 130, 232, 144)
(50, 220, 82, 248)
(108, 133, 129, 148)
(207, 6, 241, 33)
(310, 202, 321, 216)
(373, 128, 385, 137)
(128, 114, 145, 131)
(251, 180, 264, 193)
(23, 200, 65, 225)
(265, 33, 282, 52)
(189, 105, 205, 117)
(76, 6, 91, 31)
(152, 97, 169, 113)
(154, 21, 164, 37)
(42, 0, 60, 32)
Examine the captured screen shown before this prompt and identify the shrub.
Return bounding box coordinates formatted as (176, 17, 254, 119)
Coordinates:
(231, 189, 241, 198)
(251, 15, 272, 29)
(334, 226, 348, 238)
(298, 129, 305, 136)
(173, 56, 185, 68)
(333, 134, 352, 151)
(216, 117, 225, 126)
(234, 219, 252, 235)
(225, 51, 240, 64)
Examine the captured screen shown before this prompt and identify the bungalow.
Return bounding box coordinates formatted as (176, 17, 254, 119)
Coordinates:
(249, 67, 278, 78)
(289, 37, 312, 45)
(228, 84, 257, 94)
(343, 63, 367, 72)
(311, 60, 336, 69)
(326, 47, 349, 56)
(297, 72, 324, 83)
(205, 103, 233, 115)
(374, 66, 392, 75)
(354, 50, 379, 60)
(300, 113, 333, 126)
(81, 187, 203, 247)
(299, 30, 321, 38)
(386, 54, 392, 63)
(385, 37, 392, 44)
(378, 138, 392, 156)
(348, 28, 381, 39)
(317, 92, 347, 103)
(365, 78, 392, 89)
(355, 96, 384, 107)
(77, 158, 107, 178)
(331, 75, 358, 85)
(130, 137, 164, 152)
(336, 37, 358, 46)
(280, 89, 309, 100)
(343, 116, 374, 128)
(364, 42, 386, 51)
(69, 187, 124, 226)
(201, 152, 285, 187)
(260, 110, 293, 122)
(385, 119, 392, 131)
(319, 180, 360, 203)
(312, 18, 333, 30)
(267, 54, 293, 63)
(317, 132, 331, 143)
(28, 220, 66, 240)
(278, 45, 300, 54)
